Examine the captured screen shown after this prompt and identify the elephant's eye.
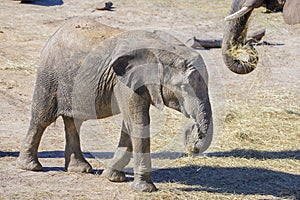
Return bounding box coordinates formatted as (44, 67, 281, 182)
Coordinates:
(187, 63, 193, 69)
(180, 83, 190, 90)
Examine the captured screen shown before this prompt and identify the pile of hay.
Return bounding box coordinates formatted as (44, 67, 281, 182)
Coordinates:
(227, 43, 259, 70)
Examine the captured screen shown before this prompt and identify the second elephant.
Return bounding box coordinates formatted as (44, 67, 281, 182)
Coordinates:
(223, 0, 300, 74)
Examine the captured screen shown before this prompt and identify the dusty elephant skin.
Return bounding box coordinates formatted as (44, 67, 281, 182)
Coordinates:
(222, 0, 300, 74)
(16, 17, 213, 192)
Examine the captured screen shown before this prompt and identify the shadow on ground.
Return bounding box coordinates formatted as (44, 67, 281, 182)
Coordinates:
(42, 166, 65, 172)
(0, 150, 185, 159)
(1, 149, 299, 198)
(1, 149, 299, 160)
(153, 165, 300, 199)
(21, 0, 63, 6)
(41, 166, 104, 174)
(206, 149, 300, 160)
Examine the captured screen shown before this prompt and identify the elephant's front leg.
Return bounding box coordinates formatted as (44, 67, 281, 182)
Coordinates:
(114, 84, 157, 192)
(63, 116, 92, 173)
(129, 97, 156, 192)
(131, 132, 157, 192)
(103, 121, 132, 182)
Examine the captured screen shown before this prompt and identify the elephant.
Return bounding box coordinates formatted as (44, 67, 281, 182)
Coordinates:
(222, 0, 300, 74)
(16, 17, 213, 192)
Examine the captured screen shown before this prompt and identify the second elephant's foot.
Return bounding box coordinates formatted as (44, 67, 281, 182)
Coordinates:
(103, 168, 126, 182)
(16, 153, 43, 171)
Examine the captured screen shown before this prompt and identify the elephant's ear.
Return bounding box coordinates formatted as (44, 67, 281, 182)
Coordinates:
(111, 48, 164, 109)
(283, 0, 300, 25)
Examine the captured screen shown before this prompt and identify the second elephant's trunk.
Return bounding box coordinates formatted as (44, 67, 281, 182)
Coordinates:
(222, 0, 259, 74)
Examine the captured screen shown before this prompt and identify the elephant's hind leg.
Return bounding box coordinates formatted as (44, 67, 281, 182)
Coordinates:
(63, 116, 92, 173)
(103, 121, 132, 182)
(16, 120, 50, 171)
(17, 73, 59, 171)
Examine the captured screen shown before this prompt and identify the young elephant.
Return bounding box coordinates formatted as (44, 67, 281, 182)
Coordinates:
(17, 17, 213, 192)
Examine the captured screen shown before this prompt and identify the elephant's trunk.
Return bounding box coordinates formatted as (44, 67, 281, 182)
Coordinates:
(184, 99, 213, 154)
(222, 0, 259, 74)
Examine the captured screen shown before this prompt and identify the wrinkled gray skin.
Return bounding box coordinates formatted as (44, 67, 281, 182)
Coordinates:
(223, 0, 300, 74)
(16, 18, 213, 192)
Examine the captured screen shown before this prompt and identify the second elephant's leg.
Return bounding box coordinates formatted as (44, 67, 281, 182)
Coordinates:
(63, 116, 92, 173)
(103, 121, 133, 182)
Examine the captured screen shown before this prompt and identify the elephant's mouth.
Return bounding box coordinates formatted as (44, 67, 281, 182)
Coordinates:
(184, 123, 207, 155)
(186, 143, 200, 154)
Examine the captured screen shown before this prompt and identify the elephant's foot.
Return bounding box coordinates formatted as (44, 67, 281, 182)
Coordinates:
(66, 158, 93, 173)
(103, 168, 126, 182)
(16, 154, 43, 171)
(131, 180, 157, 192)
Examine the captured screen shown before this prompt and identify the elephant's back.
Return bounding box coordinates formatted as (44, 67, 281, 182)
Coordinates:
(40, 17, 123, 67)
(48, 17, 123, 52)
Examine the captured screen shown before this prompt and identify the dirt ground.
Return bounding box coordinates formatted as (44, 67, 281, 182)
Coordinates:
(0, 0, 299, 199)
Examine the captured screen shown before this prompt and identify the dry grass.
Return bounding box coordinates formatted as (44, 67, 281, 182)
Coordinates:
(222, 106, 299, 150)
(226, 43, 259, 70)
(80, 95, 299, 199)
(133, 101, 300, 199)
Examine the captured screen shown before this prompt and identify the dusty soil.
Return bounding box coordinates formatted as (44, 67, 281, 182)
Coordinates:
(0, 0, 299, 199)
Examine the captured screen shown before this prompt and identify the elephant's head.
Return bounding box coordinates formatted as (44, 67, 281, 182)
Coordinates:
(222, 0, 300, 74)
(159, 50, 213, 154)
(111, 34, 213, 154)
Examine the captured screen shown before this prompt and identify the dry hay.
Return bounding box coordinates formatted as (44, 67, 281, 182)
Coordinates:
(133, 103, 300, 200)
(226, 42, 259, 70)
